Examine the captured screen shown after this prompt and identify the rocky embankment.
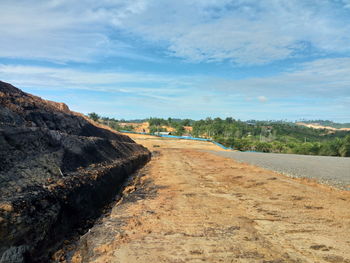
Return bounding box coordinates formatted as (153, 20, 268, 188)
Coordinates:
(0, 81, 151, 262)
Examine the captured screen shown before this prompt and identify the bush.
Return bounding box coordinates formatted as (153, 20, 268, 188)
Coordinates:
(234, 138, 253, 151)
(339, 135, 350, 157)
(149, 126, 166, 134)
(255, 142, 272, 152)
(319, 139, 342, 156)
(174, 126, 185, 136)
(87, 112, 100, 122)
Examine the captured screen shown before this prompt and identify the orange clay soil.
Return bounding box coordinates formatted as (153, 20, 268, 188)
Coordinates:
(69, 134, 350, 263)
(296, 122, 350, 132)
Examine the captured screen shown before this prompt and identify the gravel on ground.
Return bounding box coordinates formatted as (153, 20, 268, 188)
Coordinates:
(210, 151, 350, 190)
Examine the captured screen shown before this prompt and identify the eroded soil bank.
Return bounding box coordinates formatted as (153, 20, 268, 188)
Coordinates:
(66, 134, 350, 263)
(0, 81, 151, 262)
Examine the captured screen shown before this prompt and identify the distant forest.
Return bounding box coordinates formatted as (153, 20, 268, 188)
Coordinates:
(88, 113, 350, 157)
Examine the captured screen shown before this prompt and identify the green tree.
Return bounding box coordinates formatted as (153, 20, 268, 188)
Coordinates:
(181, 119, 191, 126)
(88, 112, 100, 122)
(149, 126, 166, 134)
(255, 142, 272, 152)
(319, 138, 342, 156)
(339, 135, 350, 157)
(122, 125, 135, 132)
(234, 138, 253, 151)
(174, 125, 185, 136)
(110, 122, 121, 131)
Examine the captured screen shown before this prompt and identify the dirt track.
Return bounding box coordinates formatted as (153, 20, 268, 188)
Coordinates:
(69, 134, 350, 263)
(210, 151, 350, 190)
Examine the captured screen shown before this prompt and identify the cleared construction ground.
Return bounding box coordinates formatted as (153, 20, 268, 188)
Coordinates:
(210, 151, 350, 190)
(66, 134, 350, 263)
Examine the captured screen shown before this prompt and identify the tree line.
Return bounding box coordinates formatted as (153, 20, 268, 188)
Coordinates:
(87, 113, 350, 157)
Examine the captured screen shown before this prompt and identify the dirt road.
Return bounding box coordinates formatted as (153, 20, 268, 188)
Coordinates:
(211, 151, 350, 190)
(68, 135, 350, 263)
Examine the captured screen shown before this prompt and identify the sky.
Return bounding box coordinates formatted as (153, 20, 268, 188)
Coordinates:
(0, 0, 350, 122)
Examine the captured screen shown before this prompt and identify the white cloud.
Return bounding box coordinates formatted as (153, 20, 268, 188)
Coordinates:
(1, 0, 350, 64)
(1, 59, 349, 120)
(341, 0, 350, 8)
(2, 57, 350, 102)
(0, 64, 169, 85)
(0, 0, 147, 62)
(258, 96, 268, 103)
(112, 0, 350, 64)
(0, 64, 199, 101)
(204, 57, 350, 99)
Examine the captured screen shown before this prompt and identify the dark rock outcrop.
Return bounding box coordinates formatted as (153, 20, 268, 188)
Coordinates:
(0, 81, 151, 262)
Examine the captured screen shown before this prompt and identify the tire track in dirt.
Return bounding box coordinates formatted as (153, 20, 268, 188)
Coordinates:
(66, 135, 350, 263)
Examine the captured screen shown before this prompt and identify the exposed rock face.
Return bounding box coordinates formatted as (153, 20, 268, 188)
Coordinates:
(0, 81, 151, 262)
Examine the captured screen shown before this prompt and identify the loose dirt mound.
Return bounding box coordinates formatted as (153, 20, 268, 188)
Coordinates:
(0, 81, 151, 262)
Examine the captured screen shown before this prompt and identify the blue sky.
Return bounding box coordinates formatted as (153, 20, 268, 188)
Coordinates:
(0, 0, 350, 122)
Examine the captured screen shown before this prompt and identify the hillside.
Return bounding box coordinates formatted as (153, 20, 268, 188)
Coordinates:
(299, 120, 350, 129)
(296, 121, 350, 131)
(0, 81, 151, 262)
(91, 116, 350, 157)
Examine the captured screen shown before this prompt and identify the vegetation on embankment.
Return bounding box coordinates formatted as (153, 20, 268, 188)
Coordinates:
(88, 113, 350, 157)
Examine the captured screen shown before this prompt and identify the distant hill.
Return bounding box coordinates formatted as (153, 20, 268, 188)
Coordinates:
(297, 120, 350, 130)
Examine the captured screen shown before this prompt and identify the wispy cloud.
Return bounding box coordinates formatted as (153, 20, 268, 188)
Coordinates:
(204, 57, 350, 98)
(111, 0, 350, 65)
(1, 1, 350, 65)
(0, 0, 148, 62)
(0, 64, 197, 98)
(2, 57, 350, 99)
(1, 57, 349, 120)
(1, 1, 349, 121)
(258, 96, 268, 103)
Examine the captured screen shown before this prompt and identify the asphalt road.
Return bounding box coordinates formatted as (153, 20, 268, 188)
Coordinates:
(210, 151, 350, 190)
